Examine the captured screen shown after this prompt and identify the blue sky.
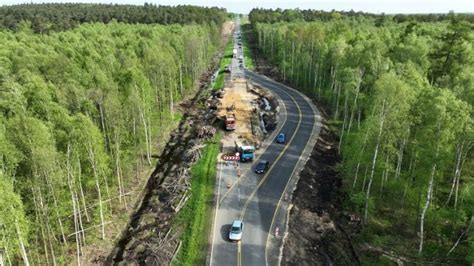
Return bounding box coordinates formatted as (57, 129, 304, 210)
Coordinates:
(1, 0, 472, 14)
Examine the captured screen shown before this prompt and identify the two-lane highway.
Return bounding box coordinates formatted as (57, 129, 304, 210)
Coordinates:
(239, 70, 319, 266)
(209, 21, 320, 266)
(210, 69, 320, 266)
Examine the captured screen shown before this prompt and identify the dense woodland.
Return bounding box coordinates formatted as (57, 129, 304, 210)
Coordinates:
(250, 9, 473, 263)
(0, 3, 227, 33)
(0, 5, 223, 264)
(249, 8, 474, 24)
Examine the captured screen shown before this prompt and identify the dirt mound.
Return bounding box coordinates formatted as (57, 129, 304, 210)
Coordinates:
(282, 122, 360, 266)
(217, 79, 278, 152)
(221, 21, 234, 39)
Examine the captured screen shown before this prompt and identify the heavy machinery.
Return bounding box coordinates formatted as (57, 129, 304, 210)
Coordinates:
(239, 145, 255, 162)
(225, 113, 236, 131)
(225, 104, 236, 131)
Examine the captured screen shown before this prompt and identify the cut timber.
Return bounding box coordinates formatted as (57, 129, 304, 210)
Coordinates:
(170, 241, 182, 264)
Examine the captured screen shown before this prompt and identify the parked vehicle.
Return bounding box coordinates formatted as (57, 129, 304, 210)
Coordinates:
(276, 133, 286, 144)
(255, 160, 270, 174)
(233, 48, 237, 57)
(229, 220, 244, 242)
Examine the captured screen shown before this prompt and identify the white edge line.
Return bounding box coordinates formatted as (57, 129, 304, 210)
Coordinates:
(253, 71, 322, 266)
(209, 160, 223, 266)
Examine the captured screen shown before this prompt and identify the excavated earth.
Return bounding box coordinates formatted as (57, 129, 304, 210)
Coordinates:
(282, 121, 360, 265)
(241, 29, 362, 265)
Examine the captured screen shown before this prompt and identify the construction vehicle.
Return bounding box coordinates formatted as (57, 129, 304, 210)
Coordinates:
(225, 104, 236, 131)
(225, 112, 236, 131)
(239, 145, 255, 162)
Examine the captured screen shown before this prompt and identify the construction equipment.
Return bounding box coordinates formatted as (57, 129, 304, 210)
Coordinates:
(239, 145, 255, 162)
(225, 113, 236, 131)
(225, 104, 236, 131)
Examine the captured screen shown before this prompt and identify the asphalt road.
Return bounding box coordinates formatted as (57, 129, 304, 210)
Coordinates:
(210, 21, 320, 266)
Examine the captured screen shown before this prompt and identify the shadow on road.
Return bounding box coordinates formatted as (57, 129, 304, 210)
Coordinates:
(220, 224, 232, 242)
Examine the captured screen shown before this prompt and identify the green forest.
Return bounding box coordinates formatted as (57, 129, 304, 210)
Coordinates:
(249, 9, 473, 263)
(0, 4, 224, 264)
(0, 3, 227, 33)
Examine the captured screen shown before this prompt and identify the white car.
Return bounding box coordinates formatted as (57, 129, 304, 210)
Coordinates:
(229, 220, 244, 242)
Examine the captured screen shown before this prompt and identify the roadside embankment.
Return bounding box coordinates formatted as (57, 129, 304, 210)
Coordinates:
(282, 121, 360, 265)
(107, 23, 235, 265)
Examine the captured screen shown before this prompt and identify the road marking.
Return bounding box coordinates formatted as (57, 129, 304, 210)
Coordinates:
(264, 111, 317, 265)
(209, 161, 224, 266)
(218, 88, 288, 204)
(238, 90, 302, 220)
(250, 71, 321, 265)
(237, 241, 242, 266)
(238, 75, 304, 265)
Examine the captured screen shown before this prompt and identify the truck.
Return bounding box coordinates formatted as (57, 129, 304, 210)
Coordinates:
(225, 113, 236, 131)
(239, 145, 255, 162)
(233, 48, 237, 58)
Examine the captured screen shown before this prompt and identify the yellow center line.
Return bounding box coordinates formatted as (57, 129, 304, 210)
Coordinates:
(218, 88, 288, 204)
(264, 111, 317, 265)
(238, 75, 303, 265)
(237, 241, 242, 266)
(249, 72, 320, 265)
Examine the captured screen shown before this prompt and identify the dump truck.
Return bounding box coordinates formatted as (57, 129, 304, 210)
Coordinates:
(225, 113, 236, 131)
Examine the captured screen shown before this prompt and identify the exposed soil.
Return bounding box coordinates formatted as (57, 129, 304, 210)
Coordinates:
(104, 25, 235, 265)
(106, 75, 220, 265)
(282, 122, 360, 265)
(241, 28, 361, 265)
(217, 78, 259, 146)
(221, 21, 235, 40)
(215, 78, 278, 153)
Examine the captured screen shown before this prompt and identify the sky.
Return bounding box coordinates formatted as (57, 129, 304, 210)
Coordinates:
(1, 0, 472, 14)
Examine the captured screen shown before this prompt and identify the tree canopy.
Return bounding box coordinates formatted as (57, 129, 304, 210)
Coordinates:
(0, 3, 227, 33)
(0, 20, 222, 264)
(250, 10, 473, 263)
(249, 8, 474, 25)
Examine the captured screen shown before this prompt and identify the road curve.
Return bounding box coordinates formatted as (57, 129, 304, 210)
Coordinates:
(209, 66, 320, 265)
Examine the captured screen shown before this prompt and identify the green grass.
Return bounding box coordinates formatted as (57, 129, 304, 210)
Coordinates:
(213, 38, 234, 90)
(173, 133, 222, 266)
(241, 23, 255, 70)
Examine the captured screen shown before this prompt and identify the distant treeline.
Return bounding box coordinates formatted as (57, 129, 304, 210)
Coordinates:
(249, 8, 474, 24)
(0, 3, 227, 33)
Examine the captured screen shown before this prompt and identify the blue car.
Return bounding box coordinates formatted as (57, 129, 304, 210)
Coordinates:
(276, 133, 286, 144)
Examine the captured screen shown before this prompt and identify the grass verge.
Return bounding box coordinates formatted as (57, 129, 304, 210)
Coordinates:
(241, 23, 255, 70)
(213, 38, 234, 90)
(173, 132, 222, 265)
